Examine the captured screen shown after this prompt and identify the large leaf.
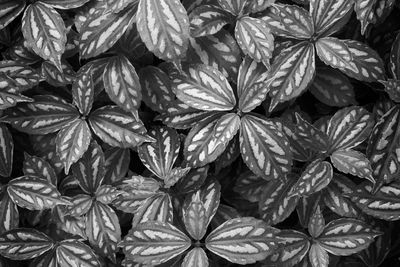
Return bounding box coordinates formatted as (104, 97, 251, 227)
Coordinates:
(189, 5, 231, 37)
(0, 194, 19, 234)
(0, 61, 40, 90)
(172, 64, 236, 111)
(79, 5, 136, 59)
(86, 201, 121, 261)
(182, 247, 209, 267)
(103, 55, 142, 116)
(0, 0, 25, 30)
(0, 124, 13, 177)
(56, 119, 91, 174)
(23, 153, 57, 185)
(120, 221, 191, 265)
(1, 95, 79, 135)
(240, 115, 292, 180)
(235, 16, 274, 64)
(205, 217, 280, 264)
(268, 41, 315, 111)
(7, 176, 69, 210)
(72, 65, 94, 116)
(131, 193, 173, 227)
(355, 0, 396, 35)
(0, 228, 53, 260)
(89, 105, 154, 148)
(137, 0, 190, 62)
(56, 240, 101, 267)
(22, 2, 66, 70)
(331, 149, 374, 183)
(318, 218, 381, 256)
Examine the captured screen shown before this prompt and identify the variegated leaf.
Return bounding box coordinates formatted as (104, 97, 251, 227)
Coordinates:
(240, 115, 292, 180)
(331, 149, 374, 183)
(104, 147, 130, 183)
(56, 119, 91, 174)
(263, 230, 309, 266)
(31, 134, 64, 174)
(115, 22, 146, 59)
(120, 221, 191, 265)
(211, 204, 240, 228)
(71, 141, 105, 194)
(0, 61, 40, 90)
(41, 61, 76, 87)
(7, 176, 69, 210)
(1, 95, 80, 135)
(164, 166, 191, 188)
(315, 37, 355, 71)
(381, 79, 400, 103)
(183, 191, 208, 240)
(310, 0, 354, 36)
(310, 68, 356, 107)
(86, 201, 121, 261)
(78, 58, 109, 96)
(131, 193, 173, 227)
(23, 153, 57, 185)
(0, 0, 25, 30)
(182, 247, 209, 267)
(187, 29, 241, 80)
(89, 105, 154, 148)
(40, 0, 91, 9)
(137, 0, 190, 62)
(234, 170, 269, 203)
(261, 4, 314, 39)
(367, 106, 400, 190)
(290, 160, 333, 197)
(79, 5, 136, 59)
(327, 106, 374, 151)
(308, 206, 325, 238)
(67, 194, 93, 217)
(337, 40, 385, 82)
(0, 124, 13, 177)
(0, 77, 33, 110)
(318, 218, 381, 256)
(206, 217, 280, 264)
(172, 64, 236, 111)
(296, 193, 321, 228)
(5, 39, 41, 65)
(174, 166, 209, 194)
(0, 228, 54, 260)
(56, 240, 101, 267)
(237, 56, 270, 113)
(138, 126, 180, 180)
(22, 2, 66, 71)
(215, 135, 240, 171)
(355, 0, 396, 35)
(95, 185, 121, 205)
(294, 113, 329, 152)
(0, 194, 19, 234)
(217, 0, 249, 15)
(72, 65, 94, 116)
(248, 0, 275, 13)
(30, 247, 57, 267)
(235, 16, 274, 64)
(103, 55, 142, 116)
(185, 113, 240, 167)
(390, 32, 400, 79)
(189, 5, 231, 37)
(309, 243, 329, 267)
(183, 0, 217, 13)
(259, 176, 299, 225)
(268, 41, 315, 111)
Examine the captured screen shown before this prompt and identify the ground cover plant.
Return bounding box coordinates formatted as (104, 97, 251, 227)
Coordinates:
(0, 0, 400, 266)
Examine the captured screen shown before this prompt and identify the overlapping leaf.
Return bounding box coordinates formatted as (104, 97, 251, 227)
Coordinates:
(189, 5, 231, 37)
(40, 0, 91, 9)
(0, 0, 25, 30)
(0, 61, 40, 90)
(355, 0, 396, 35)
(331, 149, 374, 183)
(309, 243, 329, 267)
(217, 0, 249, 15)
(315, 37, 355, 71)
(41, 61, 75, 87)
(104, 147, 130, 183)
(23, 153, 57, 185)
(390, 32, 400, 79)
(0, 74, 33, 110)
(0, 194, 19, 234)
(0, 124, 13, 177)
(72, 65, 94, 116)
(56, 240, 101, 267)
(183, 192, 208, 240)
(182, 247, 209, 267)
(294, 113, 329, 153)
(131, 193, 173, 227)
(234, 170, 269, 203)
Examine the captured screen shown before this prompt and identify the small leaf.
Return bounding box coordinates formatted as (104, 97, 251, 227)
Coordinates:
(309, 243, 329, 267)
(182, 247, 209, 267)
(0, 74, 33, 110)
(72, 65, 94, 116)
(120, 221, 191, 265)
(96, 185, 121, 205)
(67, 194, 93, 217)
(174, 166, 209, 194)
(23, 153, 57, 185)
(0, 228, 54, 260)
(22, 2, 66, 70)
(7, 176, 70, 210)
(390, 32, 400, 79)
(308, 206, 325, 238)
(381, 79, 400, 103)
(294, 113, 330, 153)
(217, 0, 249, 15)
(0, 0, 26, 30)
(234, 170, 269, 203)
(355, 0, 396, 35)
(248, 0, 275, 13)
(183, 192, 208, 240)
(41, 61, 76, 87)
(0, 60, 40, 90)
(206, 217, 280, 264)
(0, 194, 19, 234)
(189, 5, 231, 37)
(40, 0, 91, 9)
(315, 37, 355, 71)
(56, 240, 101, 267)
(0, 124, 13, 177)
(131, 193, 173, 227)
(104, 147, 130, 184)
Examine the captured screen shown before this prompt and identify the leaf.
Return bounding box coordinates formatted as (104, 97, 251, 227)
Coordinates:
(185, 113, 240, 167)
(315, 37, 355, 71)
(217, 0, 249, 15)
(310, 68, 356, 107)
(0, 0, 25, 30)
(308, 206, 325, 238)
(137, 0, 190, 62)
(0, 76, 33, 110)
(23, 153, 57, 185)
(41, 61, 76, 87)
(248, 0, 275, 13)
(22, 2, 66, 70)
(183, 192, 208, 240)
(355, 0, 396, 35)
(237, 56, 270, 113)
(296, 193, 321, 228)
(131, 193, 173, 227)
(120, 221, 191, 265)
(187, 29, 241, 80)
(390, 32, 400, 79)
(337, 40, 385, 82)
(234, 170, 269, 203)
(263, 230, 310, 267)
(294, 113, 330, 153)
(205, 217, 280, 264)
(309, 243, 329, 267)
(0, 124, 13, 177)
(1, 95, 80, 135)
(56, 240, 101, 267)
(189, 5, 231, 37)
(182, 247, 209, 267)
(261, 4, 314, 39)
(7, 176, 70, 210)
(0, 228, 54, 260)
(72, 65, 94, 116)
(67, 194, 93, 217)
(103, 55, 142, 116)
(172, 64, 236, 111)
(95, 185, 121, 205)
(309, 0, 354, 36)
(41, 0, 91, 9)
(0, 60, 40, 90)
(381, 79, 400, 103)
(174, 166, 209, 194)
(240, 115, 292, 180)
(317, 218, 381, 256)
(56, 119, 92, 174)
(0, 194, 19, 234)
(115, 22, 147, 59)
(268, 41, 315, 111)
(164, 166, 191, 188)
(259, 176, 299, 225)
(71, 141, 105, 194)
(290, 160, 333, 197)
(79, 5, 136, 59)
(104, 147, 130, 184)
(327, 106, 374, 151)
(235, 16, 274, 64)
(86, 201, 121, 261)
(331, 149, 375, 183)
(89, 105, 154, 148)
